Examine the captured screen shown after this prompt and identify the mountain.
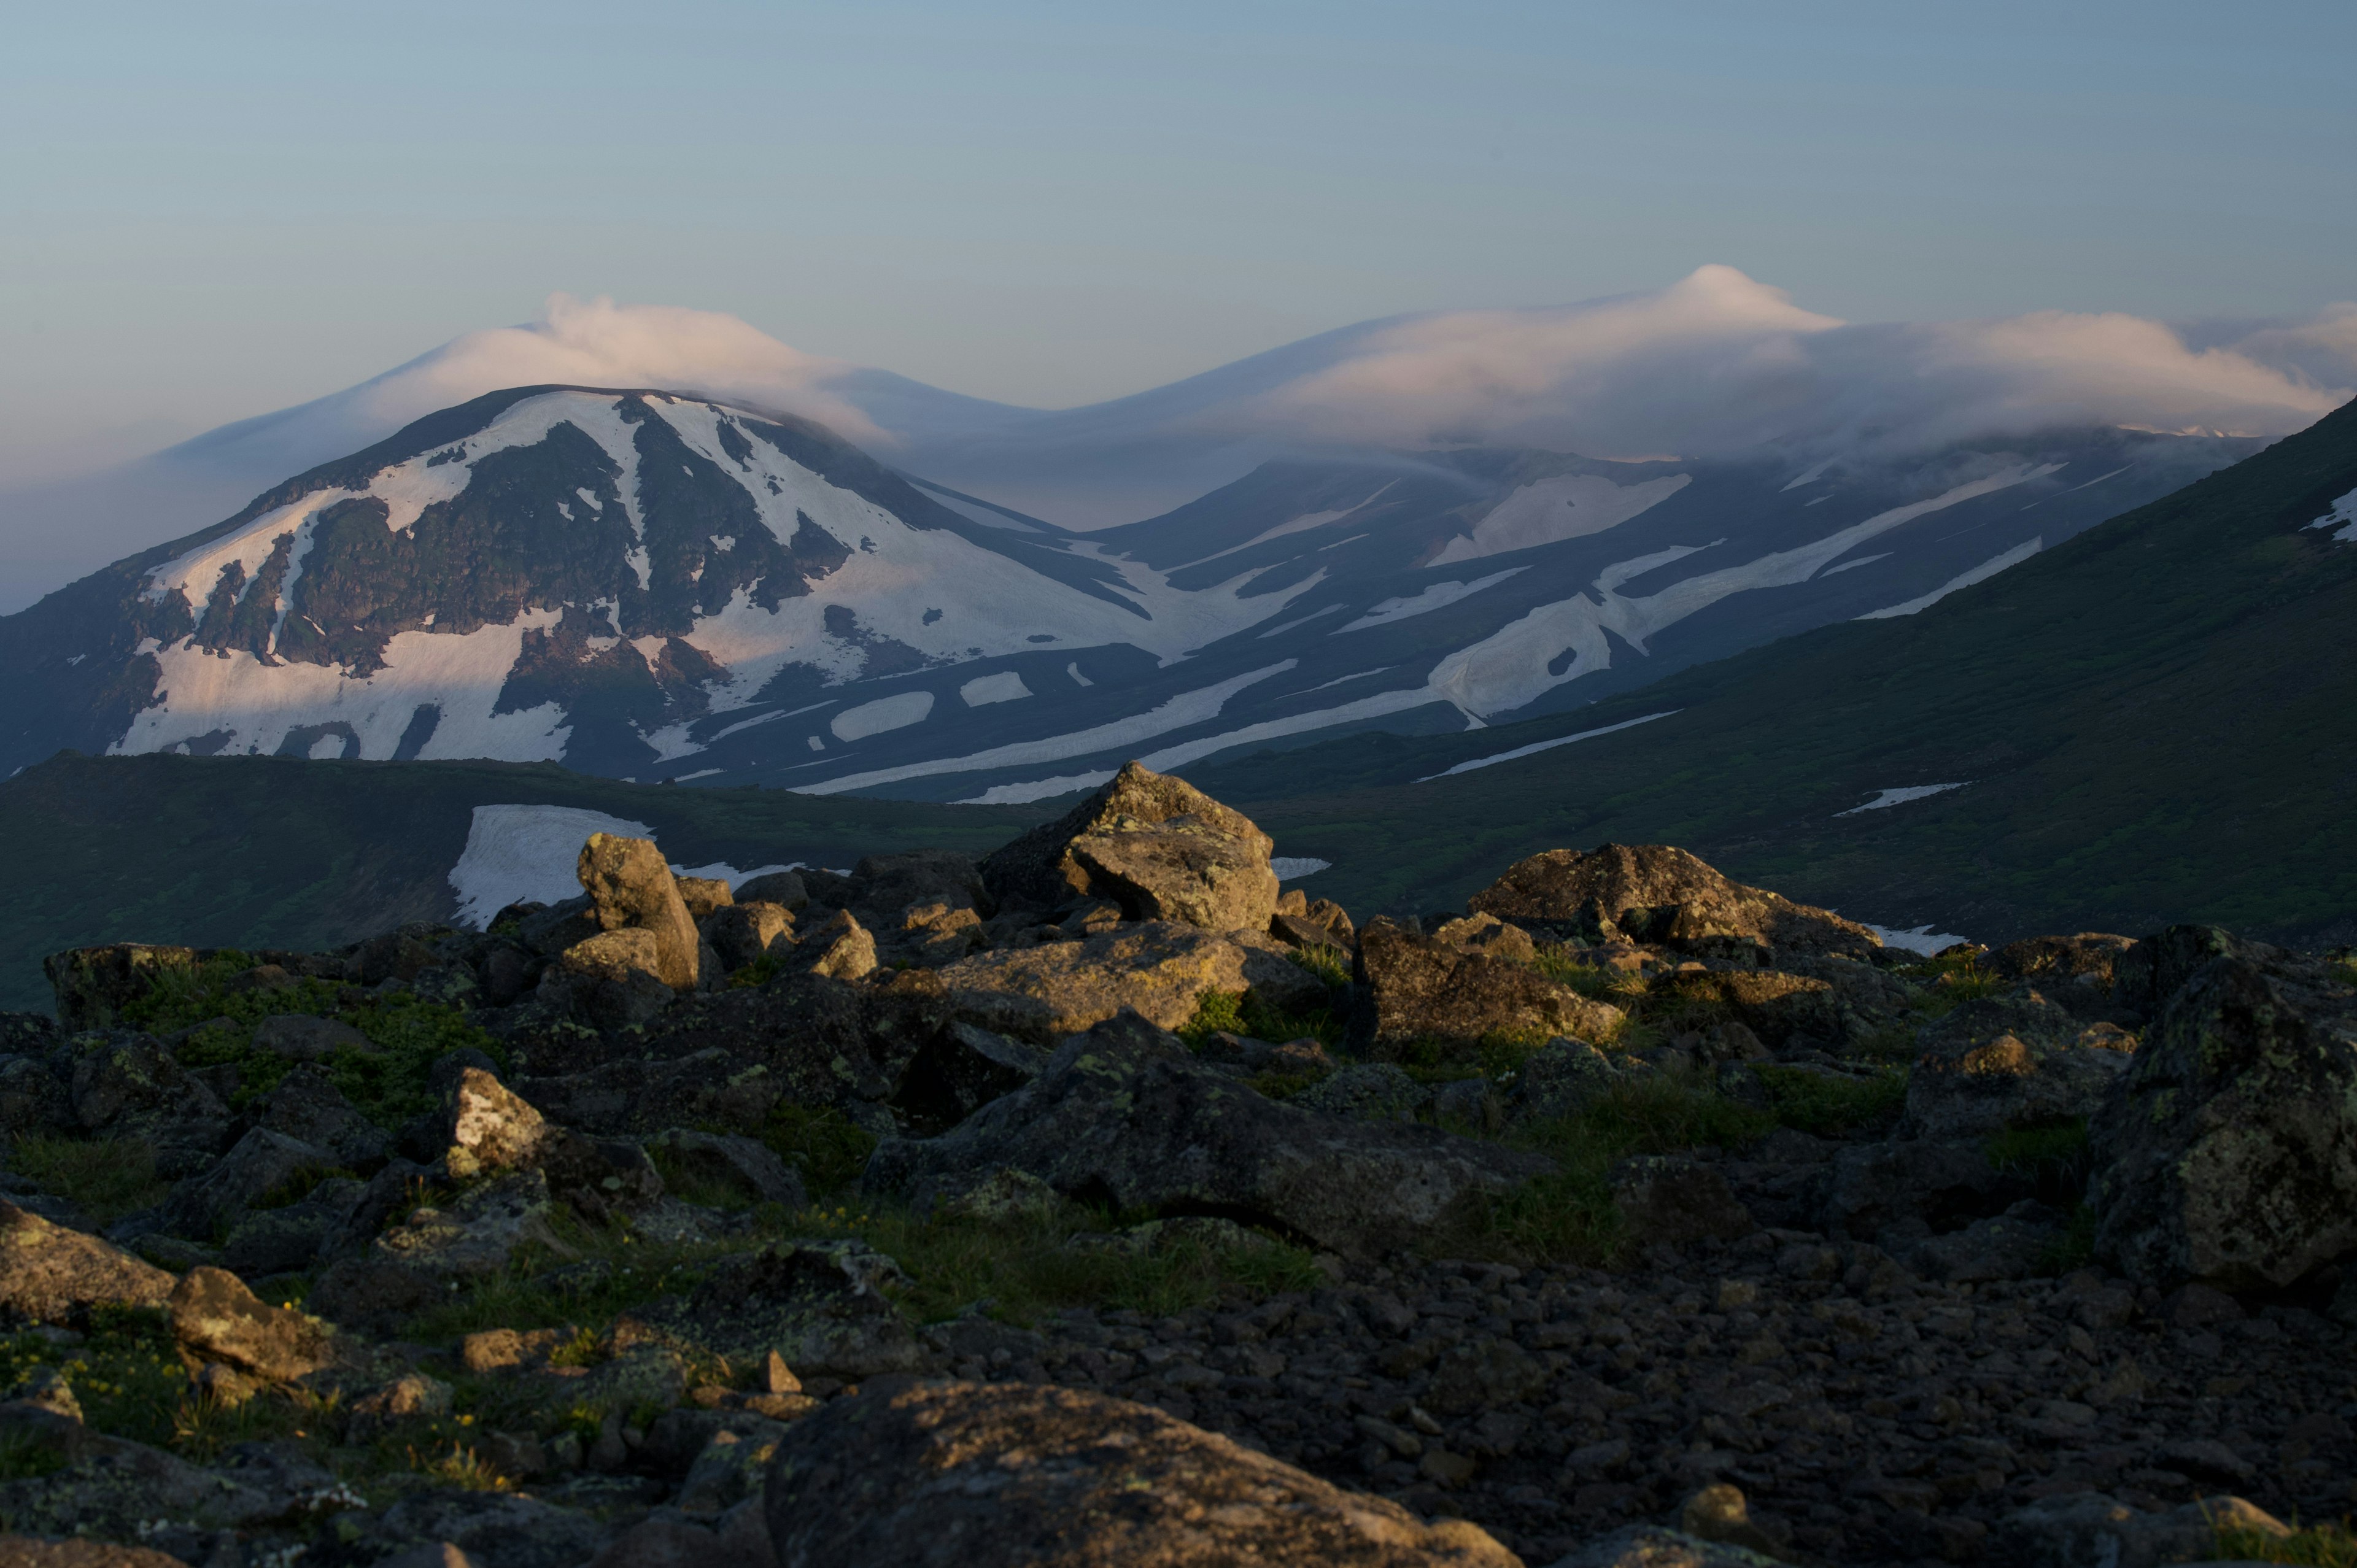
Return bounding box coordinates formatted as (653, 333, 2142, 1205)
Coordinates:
(0, 380, 2254, 791)
(1180, 393, 2357, 946)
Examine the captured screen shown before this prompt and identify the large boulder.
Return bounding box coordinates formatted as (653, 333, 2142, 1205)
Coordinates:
(1900, 991, 2136, 1141)
(762, 1381, 1520, 1568)
(43, 944, 196, 1031)
(153, 1127, 338, 1242)
(577, 833, 700, 990)
(865, 1011, 1553, 1257)
(66, 1032, 230, 1176)
(1468, 844, 1879, 959)
(1984, 933, 2149, 1024)
(169, 1265, 334, 1382)
(978, 762, 1279, 933)
(438, 1068, 551, 1179)
(1350, 919, 1624, 1060)
(2089, 933, 2357, 1288)
(648, 1237, 921, 1380)
(935, 922, 1259, 1045)
(0, 1199, 176, 1324)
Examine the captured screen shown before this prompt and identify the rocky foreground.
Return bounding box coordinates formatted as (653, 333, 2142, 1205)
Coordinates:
(1, 763, 2351, 1567)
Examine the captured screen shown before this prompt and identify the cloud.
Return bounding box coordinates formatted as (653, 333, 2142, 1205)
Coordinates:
(1239, 265, 2353, 461)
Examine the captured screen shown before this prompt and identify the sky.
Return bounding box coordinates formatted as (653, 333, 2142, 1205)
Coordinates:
(3, 0, 2354, 489)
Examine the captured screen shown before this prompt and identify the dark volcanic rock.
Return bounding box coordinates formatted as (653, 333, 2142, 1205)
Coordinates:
(980, 761, 1280, 934)
(43, 945, 196, 1032)
(2090, 931, 2357, 1288)
(1900, 990, 2135, 1142)
(762, 1380, 1520, 1567)
(68, 1032, 230, 1176)
(865, 1010, 1552, 1257)
(1469, 844, 1880, 959)
(889, 1021, 1051, 1136)
(1351, 918, 1624, 1061)
(654, 1237, 921, 1380)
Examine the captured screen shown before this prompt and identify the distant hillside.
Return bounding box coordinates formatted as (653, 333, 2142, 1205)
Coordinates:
(1186, 394, 2357, 947)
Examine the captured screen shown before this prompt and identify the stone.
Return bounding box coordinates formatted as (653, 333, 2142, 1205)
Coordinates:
(1911, 1205, 2063, 1283)
(733, 871, 809, 911)
(349, 1371, 456, 1435)
(220, 1176, 364, 1276)
(1611, 1157, 1757, 1245)
(646, 1129, 808, 1209)
(793, 909, 877, 982)
(980, 761, 1280, 934)
(703, 902, 794, 972)
(1351, 918, 1625, 1060)
(154, 1126, 337, 1242)
(1431, 912, 1538, 965)
(0, 1395, 90, 1467)
(1986, 933, 2148, 1021)
(0, 1198, 175, 1324)
(762, 1380, 1520, 1567)
(42, 944, 197, 1031)
(2089, 935, 2357, 1288)
(0, 1056, 71, 1139)
(250, 1013, 374, 1062)
(1422, 1336, 1547, 1415)
(675, 878, 734, 922)
(1469, 843, 1881, 959)
(255, 1064, 391, 1168)
(865, 1011, 1552, 1258)
(168, 1266, 333, 1381)
(518, 895, 600, 956)
(1647, 969, 1843, 1052)
(311, 1171, 567, 1332)
(440, 1067, 549, 1180)
(1678, 1485, 1781, 1555)
(650, 1237, 922, 1380)
(578, 832, 702, 989)
(538, 1130, 666, 1227)
(1989, 1491, 2288, 1568)
(363, 1492, 610, 1568)
(0, 1540, 190, 1568)
(889, 1021, 1052, 1135)
(937, 921, 1257, 1044)
(1296, 1063, 1429, 1122)
(1900, 989, 2135, 1141)
(1820, 1137, 2022, 1243)
(1511, 1036, 1624, 1120)
(1547, 1526, 1786, 1567)
(67, 1031, 230, 1175)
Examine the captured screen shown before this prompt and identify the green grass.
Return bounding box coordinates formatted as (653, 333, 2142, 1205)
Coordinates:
(2037, 1204, 2099, 1275)
(1530, 947, 1638, 1001)
(0, 1307, 195, 1449)
(1751, 1065, 1909, 1137)
(6, 1134, 169, 1226)
(1986, 1119, 2091, 1180)
(757, 1103, 881, 1199)
(2210, 1518, 2357, 1566)
(1177, 985, 1343, 1052)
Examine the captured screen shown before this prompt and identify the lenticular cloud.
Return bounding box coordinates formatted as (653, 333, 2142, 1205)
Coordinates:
(1242, 265, 2353, 461)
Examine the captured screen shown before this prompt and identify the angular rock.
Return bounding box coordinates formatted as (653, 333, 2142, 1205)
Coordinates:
(937, 921, 1256, 1044)
(1509, 1037, 1624, 1121)
(1549, 1526, 1784, 1567)
(169, 1265, 333, 1381)
(652, 1237, 921, 1380)
(1295, 1063, 1428, 1123)
(1611, 1156, 1756, 1245)
(1469, 843, 1880, 959)
(733, 871, 809, 911)
(363, 1492, 611, 1568)
(311, 1171, 566, 1331)
(220, 1176, 365, 1276)
(67, 1032, 230, 1175)
(250, 1013, 373, 1062)
(2091, 936, 2357, 1288)
(1351, 918, 1624, 1061)
(980, 761, 1280, 934)
(829, 851, 989, 929)
(0, 1057, 71, 1139)
(1821, 1138, 2022, 1243)
(539, 1130, 665, 1227)
(1431, 912, 1538, 965)
(703, 902, 794, 973)
(0, 1199, 175, 1324)
(1985, 933, 2148, 1023)
(675, 877, 734, 922)
(0, 1542, 190, 1568)
(1910, 1205, 2064, 1283)
(1901, 989, 2135, 1141)
(889, 1021, 1052, 1136)
(648, 1129, 807, 1209)
(865, 1011, 1552, 1257)
(440, 1068, 549, 1180)
(43, 944, 197, 1031)
(1646, 969, 1843, 1052)
(578, 833, 701, 989)
(792, 909, 877, 981)
(154, 1126, 337, 1242)
(255, 1064, 391, 1169)
(1989, 1491, 2288, 1568)
(762, 1380, 1520, 1567)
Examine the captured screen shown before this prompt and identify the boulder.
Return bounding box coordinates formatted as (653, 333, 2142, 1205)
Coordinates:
(169, 1265, 333, 1381)
(0, 1199, 175, 1324)
(890, 1021, 1052, 1135)
(542, 929, 679, 1029)
(1350, 919, 1624, 1061)
(1910, 1205, 2064, 1283)
(154, 1126, 337, 1242)
(0, 1541, 190, 1568)
(1900, 991, 2136, 1141)
(0, 1056, 71, 1139)
(675, 877, 735, 922)
(311, 1171, 567, 1331)
(1611, 1156, 1757, 1245)
(2089, 937, 2357, 1288)
(538, 1130, 665, 1228)
(578, 833, 701, 990)
(43, 944, 196, 1031)
(220, 1176, 365, 1276)
(1984, 933, 2148, 1024)
(517, 1049, 789, 1138)
(1468, 844, 1880, 959)
(1509, 1037, 1625, 1121)
(1988, 1491, 2289, 1568)
(979, 761, 1279, 933)
(358, 1493, 610, 1568)
(733, 871, 809, 911)
(1296, 1063, 1429, 1123)
(518, 895, 600, 957)
(826, 851, 989, 929)
(761, 1381, 1520, 1567)
(792, 909, 877, 981)
(1547, 1526, 1785, 1567)
(937, 921, 1258, 1045)
(1430, 912, 1538, 965)
(647, 1129, 808, 1209)
(865, 1011, 1553, 1257)
(255, 1064, 392, 1168)
(67, 1032, 230, 1175)
(1821, 1138, 2023, 1244)
(439, 1067, 549, 1179)
(703, 902, 794, 972)
(1271, 892, 1355, 953)
(1646, 969, 1843, 1052)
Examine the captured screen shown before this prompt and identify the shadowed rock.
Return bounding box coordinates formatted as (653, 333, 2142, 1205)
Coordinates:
(1901, 990, 2134, 1142)
(762, 1380, 1522, 1567)
(1469, 844, 1880, 960)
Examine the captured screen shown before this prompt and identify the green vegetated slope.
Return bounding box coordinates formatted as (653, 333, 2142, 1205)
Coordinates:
(0, 753, 1047, 1012)
(1192, 397, 2357, 944)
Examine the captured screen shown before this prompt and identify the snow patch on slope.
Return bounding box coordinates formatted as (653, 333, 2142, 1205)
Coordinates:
(1429, 473, 1690, 564)
(1838, 783, 1968, 816)
(2308, 485, 2357, 543)
(449, 803, 655, 927)
(1336, 569, 1525, 633)
(1857, 538, 2042, 619)
(960, 671, 1032, 706)
(832, 691, 935, 740)
(1417, 711, 1679, 780)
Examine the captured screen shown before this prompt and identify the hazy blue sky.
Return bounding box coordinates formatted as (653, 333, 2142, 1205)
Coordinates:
(4, 0, 2352, 479)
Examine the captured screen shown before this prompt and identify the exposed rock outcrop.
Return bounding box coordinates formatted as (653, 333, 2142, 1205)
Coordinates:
(1469, 844, 1880, 960)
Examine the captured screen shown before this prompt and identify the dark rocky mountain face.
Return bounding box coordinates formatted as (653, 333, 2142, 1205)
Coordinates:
(0, 382, 2251, 797)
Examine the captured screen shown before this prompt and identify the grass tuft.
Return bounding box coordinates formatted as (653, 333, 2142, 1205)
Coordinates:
(757, 1103, 880, 1199)
(7, 1135, 169, 1225)
(1751, 1065, 1909, 1137)
(2210, 1516, 2357, 1566)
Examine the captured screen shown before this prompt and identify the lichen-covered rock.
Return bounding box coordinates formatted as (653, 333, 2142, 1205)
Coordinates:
(1819, 1138, 2023, 1244)
(1295, 1062, 1430, 1123)
(1900, 990, 2136, 1141)
(733, 871, 808, 911)
(2089, 934, 2357, 1288)
(578, 833, 700, 990)
(761, 1381, 1520, 1568)
(1350, 919, 1624, 1061)
(1987, 1491, 2289, 1568)
(0, 1539, 190, 1568)
(42, 945, 196, 1032)
(311, 1171, 567, 1330)
(889, 1021, 1051, 1135)
(250, 1013, 373, 1062)
(702, 902, 794, 973)
(1984, 933, 2148, 1023)
(792, 909, 877, 981)
(154, 1127, 336, 1242)
(356, 1491, 611, 1568)
(674, 877, 734, 922)
(67, 1032, 230, 1176)
(646, 1129, 807, 1209)
(169, 1266, 333, 1382)
(0, 1199, 174, 1324)
(1469, 844, 1879, 960)
(1611, 1156, 1756, 1245)
(0, 1057, 71, 1139)
(538, 1130, 665, 1228)
(439, 1067, 549, 1179)
(1510, 1037, 1624, 1121)
(865, 1011, 1552, 1257)
(254, 1064, 391, 1168)
(1548, 1524, 1786, 1567)
(937, 921, 1256, 1044)
(651, 1238, 921, 1380)
(980, 762, 1280, 934)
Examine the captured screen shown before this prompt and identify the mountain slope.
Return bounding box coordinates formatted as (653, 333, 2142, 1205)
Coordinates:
(1183, 398, 2357, 944)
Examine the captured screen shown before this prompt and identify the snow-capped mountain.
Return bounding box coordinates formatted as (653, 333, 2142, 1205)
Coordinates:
(0, 381, 2253, 800)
